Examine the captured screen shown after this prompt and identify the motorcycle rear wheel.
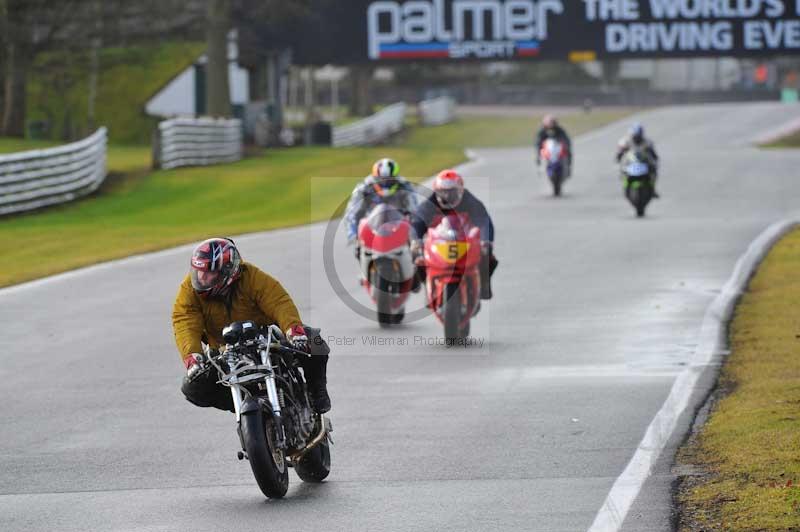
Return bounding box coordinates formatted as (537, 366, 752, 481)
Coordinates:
(295, 438, 331, 483)
(241, 411, 289, 499)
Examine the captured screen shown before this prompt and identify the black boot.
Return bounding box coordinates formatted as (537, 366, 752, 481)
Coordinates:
(304, 355, 331, 414)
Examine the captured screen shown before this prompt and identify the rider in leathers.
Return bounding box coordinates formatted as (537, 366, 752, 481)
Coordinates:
(345, 158, 418, 256)
(536, 114, 573, 174)
(616, 123, 660, 198)
(173, 238, 331, 414)
(411, 169, 497, 300)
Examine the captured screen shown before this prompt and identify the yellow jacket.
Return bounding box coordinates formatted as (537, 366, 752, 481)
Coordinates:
(172, 262, 302, 364)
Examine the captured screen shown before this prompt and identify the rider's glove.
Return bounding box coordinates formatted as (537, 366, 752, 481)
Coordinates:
(185, 353, 206, 382)
(480, 241, 493, 257)
(287, 324, 310, 353)
(354, 245, 361, 260)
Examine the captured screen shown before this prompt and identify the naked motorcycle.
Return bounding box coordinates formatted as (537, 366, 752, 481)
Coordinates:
(206, 321, 332, 499)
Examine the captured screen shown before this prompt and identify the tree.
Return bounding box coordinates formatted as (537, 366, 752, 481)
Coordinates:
(206, 0, 231, 117)
(0, 0, 204, 138)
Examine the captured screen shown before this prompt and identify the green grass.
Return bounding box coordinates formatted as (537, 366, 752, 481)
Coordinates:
(1, 138, 151, 176)
(0, 138, 60, 153)
(0, 109, 634, 287)
(28, 41, 205, 144)
(677, 229, 800, 531)
(762, 130, 800, 148)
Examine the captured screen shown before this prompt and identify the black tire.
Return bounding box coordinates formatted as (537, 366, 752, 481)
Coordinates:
(390, 307, 405, 324)
(637, 185, 652, 217)
(371, 266, 395, 328)
(442, 283, 463, 342)
(551, 171, 562, 197)
(295, 439, 331, 483)
(240, 411, 289, 499)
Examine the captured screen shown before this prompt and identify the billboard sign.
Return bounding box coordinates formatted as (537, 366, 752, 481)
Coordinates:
(293, 0, 800, 63)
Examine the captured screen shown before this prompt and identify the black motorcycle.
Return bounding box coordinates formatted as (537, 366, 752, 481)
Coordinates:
(207, 321, 332, 499)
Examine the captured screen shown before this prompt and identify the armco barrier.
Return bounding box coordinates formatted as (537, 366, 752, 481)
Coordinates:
(0, 128, 107, 216)
(332, 103, 407, 147)
(418, 97, 457, 126)
(155, 117, 242, 170)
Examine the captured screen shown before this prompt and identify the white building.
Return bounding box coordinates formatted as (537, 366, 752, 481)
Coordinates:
(145, 34, 250, 117)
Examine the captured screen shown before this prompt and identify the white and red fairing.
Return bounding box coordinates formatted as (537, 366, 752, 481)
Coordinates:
(357, 206, 415, 310)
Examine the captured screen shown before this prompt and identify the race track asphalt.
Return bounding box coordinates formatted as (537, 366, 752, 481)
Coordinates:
(2, 102, 799, 532)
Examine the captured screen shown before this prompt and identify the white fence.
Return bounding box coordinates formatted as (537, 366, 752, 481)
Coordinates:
(0, 128, 107, 216)
(155, 117, 243, 170)
(418, 97, 457, 126)
(332, 103, 407, 147)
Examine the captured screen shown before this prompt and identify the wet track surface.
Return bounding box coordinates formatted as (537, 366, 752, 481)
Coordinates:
(2, 103, 799, 531)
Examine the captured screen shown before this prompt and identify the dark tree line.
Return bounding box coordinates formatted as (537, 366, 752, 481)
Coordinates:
(0, 0, 376, 138)
(0, 0, 204, 137)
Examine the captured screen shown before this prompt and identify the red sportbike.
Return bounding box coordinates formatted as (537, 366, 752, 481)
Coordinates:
(357, 204, 416, 327)
(421, 213, 482, 340)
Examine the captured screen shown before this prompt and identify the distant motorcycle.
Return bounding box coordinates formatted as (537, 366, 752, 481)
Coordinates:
(357, 204, 416, 327)
(420, 214, 482, 341)
(206, 321, 332, 499)
(620, 148, 655, 217)
(540, 138, 570, 196)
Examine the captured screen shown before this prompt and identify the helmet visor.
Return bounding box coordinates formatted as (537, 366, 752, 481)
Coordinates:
(191, 268, 222, 292)
(436, 188, 464, 208)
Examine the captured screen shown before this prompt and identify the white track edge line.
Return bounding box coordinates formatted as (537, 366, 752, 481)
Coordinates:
(586, 218, 799, 532)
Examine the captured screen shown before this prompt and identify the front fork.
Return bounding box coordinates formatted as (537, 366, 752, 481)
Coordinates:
(233, 348, 286, 454)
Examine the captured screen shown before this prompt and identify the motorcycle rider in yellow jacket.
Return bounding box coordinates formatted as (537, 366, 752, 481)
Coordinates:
(172, 238, 330, 413)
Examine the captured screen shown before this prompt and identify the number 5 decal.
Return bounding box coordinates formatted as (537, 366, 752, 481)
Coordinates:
(448, 243, 458, 260)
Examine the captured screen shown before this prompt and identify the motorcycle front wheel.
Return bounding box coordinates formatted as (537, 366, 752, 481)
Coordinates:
(240, 410, 289, 499)
(443, 283, 464, 341)
(371, 264, 396, 328)
(550, 172, 562, 197)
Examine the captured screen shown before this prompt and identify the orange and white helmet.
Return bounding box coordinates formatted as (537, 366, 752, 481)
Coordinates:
(433, 169, 464, 208)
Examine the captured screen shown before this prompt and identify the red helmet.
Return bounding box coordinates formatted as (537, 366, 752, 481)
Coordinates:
(190, 238, 242, 298)
(433, 169, 464, 208)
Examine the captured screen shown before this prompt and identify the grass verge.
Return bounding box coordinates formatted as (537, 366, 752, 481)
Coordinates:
(677, 228, 800, 531)
(0, 139, 152, 177)
(1, 108, 634, 287)
(762, 130, 800, 148)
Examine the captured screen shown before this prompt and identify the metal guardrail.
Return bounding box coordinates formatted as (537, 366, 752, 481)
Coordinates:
(0, 128, 107, 216)
(155, 117, 243, 170)
(332, 103, 407, 147)
(418, 97, 457, 126)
